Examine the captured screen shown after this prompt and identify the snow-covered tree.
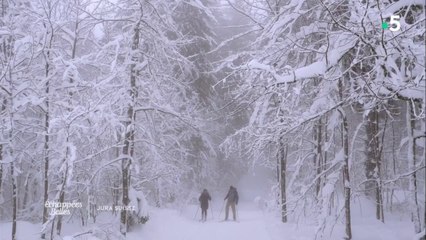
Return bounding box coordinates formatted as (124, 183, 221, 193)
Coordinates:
(218, 0, 425, 239)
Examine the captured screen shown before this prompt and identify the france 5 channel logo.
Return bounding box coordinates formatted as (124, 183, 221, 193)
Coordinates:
(382, 15, 401, 31)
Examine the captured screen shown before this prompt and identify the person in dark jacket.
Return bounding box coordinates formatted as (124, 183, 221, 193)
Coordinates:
(224, 185, 239, 221)
(199, 189, 211, 221)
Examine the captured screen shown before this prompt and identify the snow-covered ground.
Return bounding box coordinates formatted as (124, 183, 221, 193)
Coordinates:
(0, 201, 417, 240)
(134, 202, 415, 240)
(134, 205, 271, 240)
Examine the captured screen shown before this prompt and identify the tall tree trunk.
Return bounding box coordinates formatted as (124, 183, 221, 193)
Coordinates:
(364, 108, 384, 221)
(55, 134, 71, 236)
(5, 44, 18, 239)
(6, 123, 17, 240)
(41, 14, 54, 238)
(323, 115, 332, 216)
(406, 102, 421, 234)
(11, 160, 17, 240)
(278, 136, 288, 223)
(314, 118, 323, 198)
(341, 111, 352, 240)
(0, 99, 6, 218)
(276, 144, 280, 206)
(120, 21, 140, 236)
(338, 79, 351, 240)
(378, 114, 388, 223)
(390, 120, 397, 212)
(57, 14, 81, 236)
(41, 40, 52, 240)
(56, 176, 67, 235)
(6, 61, 17, 240)
(41, 106, 50, 238)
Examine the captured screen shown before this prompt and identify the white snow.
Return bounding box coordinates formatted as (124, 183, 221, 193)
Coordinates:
(132, 205, 271, 240)
(127, 201, 419, 240)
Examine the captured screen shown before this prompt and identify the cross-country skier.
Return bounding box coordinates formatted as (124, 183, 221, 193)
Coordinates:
(199, 189, 211, 221)
(224, 186, 239, 221)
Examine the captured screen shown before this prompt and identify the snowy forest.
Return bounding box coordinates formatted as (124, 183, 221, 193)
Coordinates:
(0, 0, 425, 240)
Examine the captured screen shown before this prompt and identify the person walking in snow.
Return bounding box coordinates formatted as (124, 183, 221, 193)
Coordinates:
(199, 189, 211, 221)
(224, 185, 239, 221)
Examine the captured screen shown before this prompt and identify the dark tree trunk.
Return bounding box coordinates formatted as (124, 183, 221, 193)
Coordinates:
(6, 41, 18, 240)
(364, 109, 378, 197)
(56, 190, 66, 235)
(0, 99, 5, 218)
(41, 71, 50, 239)
(364, 108, 384, 222)
(56, 143, 69, 236)
(278, 136, 288, 223)
(120, 21, 140, 236)
(313, 118, 323, 198)
(41, 19, 54, 239)
(11, 161, 17, 240)
(341, 112, 352, 240)
(406, 102, 421, 234)
(8, 77, 17, 240)
(338, 79, 351, 240)
(389, 121, 396, 212)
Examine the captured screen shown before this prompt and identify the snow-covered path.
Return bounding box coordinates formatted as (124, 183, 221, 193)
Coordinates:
(0, 201, 416, 240)
(130, 203, 274, 240)
(128, 201, 416, 240)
